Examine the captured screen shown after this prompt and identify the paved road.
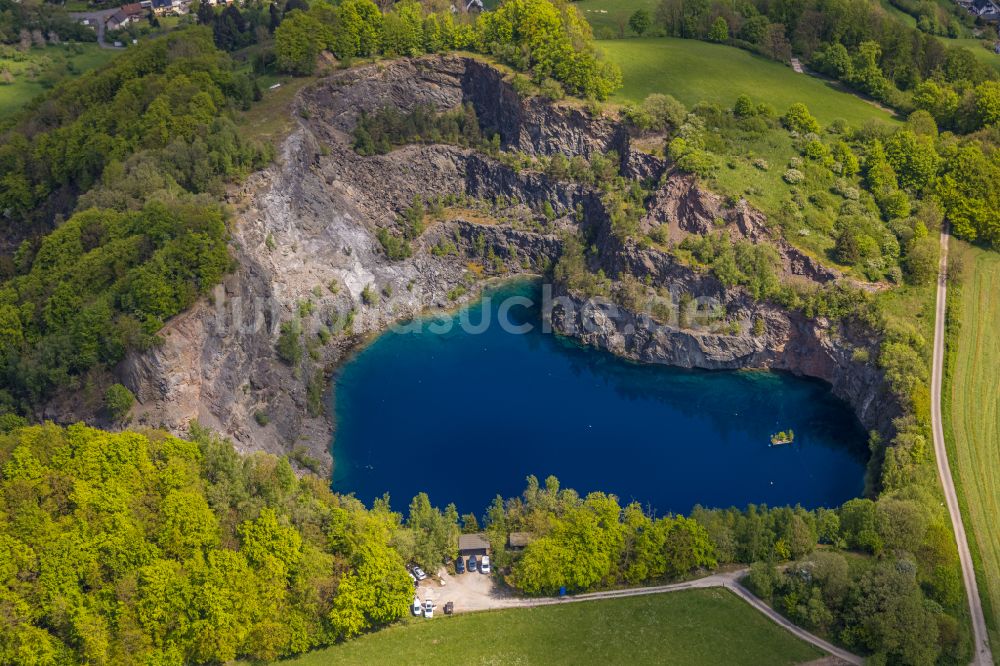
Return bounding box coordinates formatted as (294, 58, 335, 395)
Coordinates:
(931, 225, 993, 665)
(453, 569, 863, 665)
(69, 9, 122, 49)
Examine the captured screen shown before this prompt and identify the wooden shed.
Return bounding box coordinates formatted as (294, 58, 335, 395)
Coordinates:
(507, 531, 534, 551)
(458, 532, 490, 557)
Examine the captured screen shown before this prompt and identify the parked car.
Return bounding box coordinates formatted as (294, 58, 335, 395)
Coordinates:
(480, 555, 491, 574)
(444, 601, 454, 615)
(413, 566, 428, 581)
(467, 555, 477, 572)
(412, 597, 422, 616)
(455, 557, 465, 574)
(409, 571, 417, 585)
(423, 599, 434, 618)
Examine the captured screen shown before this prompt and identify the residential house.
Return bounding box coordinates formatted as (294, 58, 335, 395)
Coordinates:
(972, 0, 1000, 21)
(106, 3, 146, 31)
(151, 0, 186, 16)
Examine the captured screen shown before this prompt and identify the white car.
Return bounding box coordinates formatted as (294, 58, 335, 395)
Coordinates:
(480, 555, 491, 574)
(412, 566, 428, 581)
(412, 597, 422, 616)
(423, 599, 434, 618)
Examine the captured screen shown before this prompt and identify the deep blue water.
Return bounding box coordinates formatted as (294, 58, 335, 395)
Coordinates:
(331, 280, 868, 516)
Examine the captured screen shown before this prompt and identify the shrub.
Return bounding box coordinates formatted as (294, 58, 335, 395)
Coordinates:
(277, 318, 303, 365)
(782, 103, 820, 134)
(803, 140, 829, 160)
(376, 228, 412, 260)
(538, 77, 565, 100)
(734, 94, 756, 118)
(783, 169, 805, 184)
(878, 190, 911, 220)
(290, 445, 323, 474)
(104, 384, 135, 422)
(361, 284, 379, 306)
(306, 369, 324, 417)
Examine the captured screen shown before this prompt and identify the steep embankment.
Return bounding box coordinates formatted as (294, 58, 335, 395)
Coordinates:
(120, 55, 896, 470)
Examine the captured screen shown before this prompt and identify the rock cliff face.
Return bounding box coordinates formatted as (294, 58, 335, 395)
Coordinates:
(547, 284, 893, 435)
(119, 55, 895, 472)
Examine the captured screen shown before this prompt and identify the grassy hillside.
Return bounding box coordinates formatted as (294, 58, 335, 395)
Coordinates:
(877, 0, 918, 27)
(599, 38, 897, 126)
(945, 242, 1000, 652)
(0, 44, 117, 118)
(939, 37, 1000, 72)
(575, 0, 660, 37)
(275, 589, 826, 665)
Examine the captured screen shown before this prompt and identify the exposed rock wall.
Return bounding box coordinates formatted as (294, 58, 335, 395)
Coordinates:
(118, 55, 895, 474)
(641, 174, 841, 284)
(547, 283, 895, 436)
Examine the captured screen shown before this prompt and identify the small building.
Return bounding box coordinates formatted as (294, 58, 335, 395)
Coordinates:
(507, 531, 534, 551)
(152, 0, 189, 15)
(452, 0, 483, 12)
(107, 3, 146, 30)
(458, 533, 490, 557)
(106, 11, 131, 30)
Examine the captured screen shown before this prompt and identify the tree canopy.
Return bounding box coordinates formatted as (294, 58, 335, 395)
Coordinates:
(271, 0, 621, 99)
(0, 423, 413, 664)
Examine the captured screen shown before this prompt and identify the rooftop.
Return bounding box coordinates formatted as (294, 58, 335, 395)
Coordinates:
(458, 532, 490, 551)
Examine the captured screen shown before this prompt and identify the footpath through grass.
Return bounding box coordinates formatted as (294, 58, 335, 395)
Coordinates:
(599, 37, 897, 127)
(944, 242, 1000, 654)
(274, 589, 825, 665)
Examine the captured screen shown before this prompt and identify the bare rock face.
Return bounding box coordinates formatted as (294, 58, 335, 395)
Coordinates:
(118, 55, 895, 473)
(642, 174, 841, 284)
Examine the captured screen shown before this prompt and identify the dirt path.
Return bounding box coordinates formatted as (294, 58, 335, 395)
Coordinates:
(421, 568, 862, 665)
(932, 225, 993, 665)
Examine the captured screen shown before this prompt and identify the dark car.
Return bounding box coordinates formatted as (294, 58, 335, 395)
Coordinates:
(455, 557, 465, 574)
(467, 555, 477, 572)
(444, 601, 454, 615)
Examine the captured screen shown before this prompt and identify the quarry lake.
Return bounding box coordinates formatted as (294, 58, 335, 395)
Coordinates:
(331, 280, 868, 515)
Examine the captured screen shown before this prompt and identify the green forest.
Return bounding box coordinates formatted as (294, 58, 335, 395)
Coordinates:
(0, 425, 967, 663)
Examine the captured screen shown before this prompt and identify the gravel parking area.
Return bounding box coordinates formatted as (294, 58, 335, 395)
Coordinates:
(415, 567, 518, 614)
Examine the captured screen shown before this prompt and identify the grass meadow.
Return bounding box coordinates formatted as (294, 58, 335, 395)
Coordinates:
(598, 37, 898, 127)
(944, 241, 1000, 653)
(0, 43, 117, 118)
(272, 589, 825, 665)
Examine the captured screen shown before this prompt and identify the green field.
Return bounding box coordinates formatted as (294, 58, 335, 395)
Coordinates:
(599, 38, 898, 126)
(275, 589, 825, 665)
(0, 44, 118, 118)
(877, 0, 919, 27)
(939, 37, 1000, 72)
(945, 243, 1000, 653)
(575, 0, 661, 38)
